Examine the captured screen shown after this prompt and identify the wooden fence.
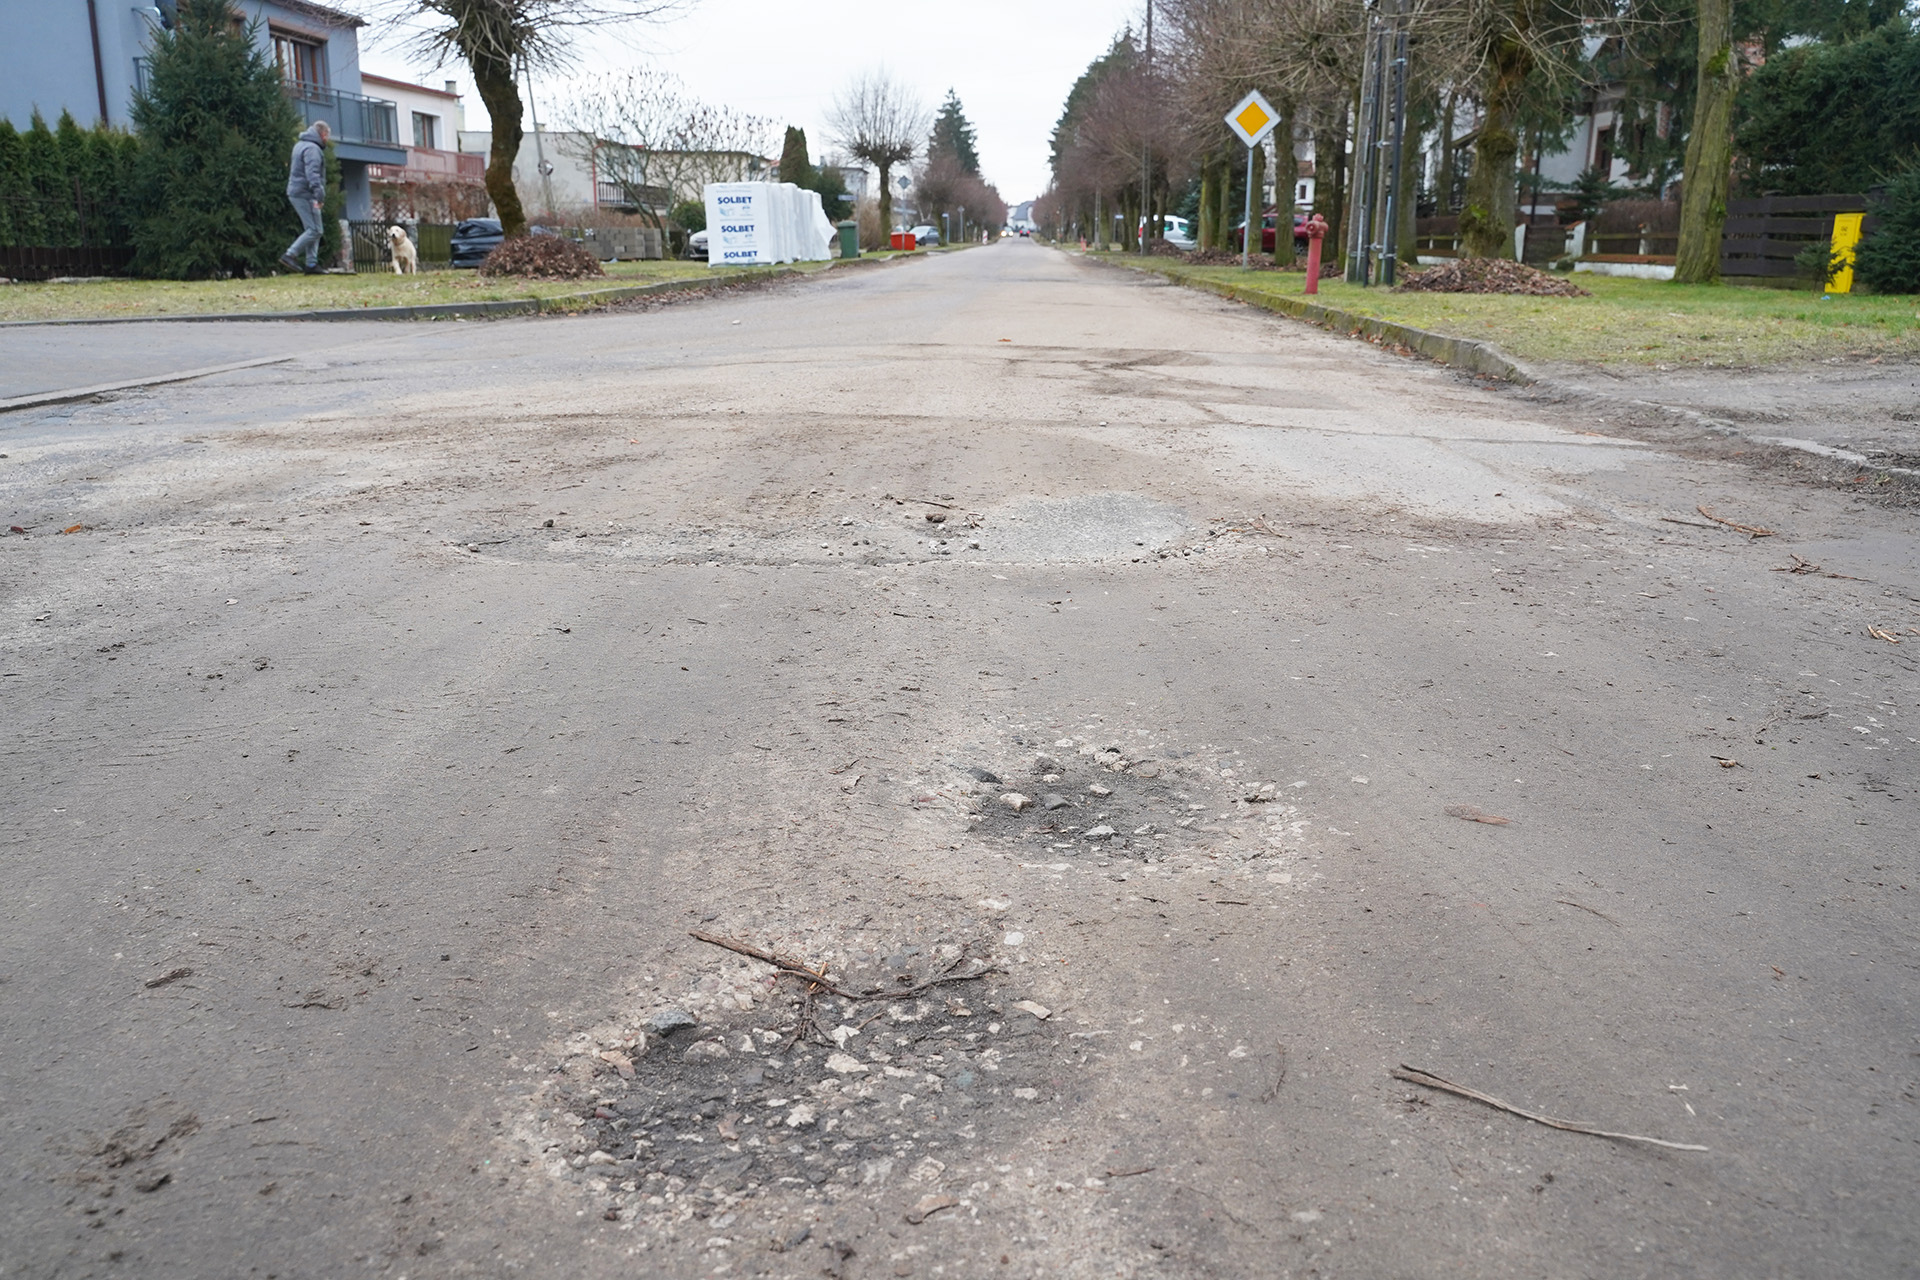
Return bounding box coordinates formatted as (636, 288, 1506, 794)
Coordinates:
(1721, 195, 1878, 279)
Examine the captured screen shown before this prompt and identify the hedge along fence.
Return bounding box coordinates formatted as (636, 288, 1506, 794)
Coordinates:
(0, 111, 140, 279)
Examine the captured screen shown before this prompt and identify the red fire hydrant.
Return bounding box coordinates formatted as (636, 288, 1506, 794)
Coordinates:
(1303, 214, 1329, 295)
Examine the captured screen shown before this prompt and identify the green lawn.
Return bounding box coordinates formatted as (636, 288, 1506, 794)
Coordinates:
(1124, 256, 1920, 368)
(0, 259, 744, 323)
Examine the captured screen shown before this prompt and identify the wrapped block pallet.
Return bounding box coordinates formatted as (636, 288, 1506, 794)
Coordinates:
(704, 181, 836, 266)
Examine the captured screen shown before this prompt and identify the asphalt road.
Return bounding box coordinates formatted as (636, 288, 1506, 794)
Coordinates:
(2, 241, 1916, 1280)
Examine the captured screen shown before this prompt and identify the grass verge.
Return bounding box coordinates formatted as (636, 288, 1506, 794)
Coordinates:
(0, 260, 746, 323)
(1119, 255, 1920, 369)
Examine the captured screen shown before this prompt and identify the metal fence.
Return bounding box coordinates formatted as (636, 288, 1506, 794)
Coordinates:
(0, 191, 134, 280)
(346, 219, 454, 273)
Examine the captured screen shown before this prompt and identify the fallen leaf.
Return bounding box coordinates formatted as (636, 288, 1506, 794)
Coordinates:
(144, 967, 193, 988)
(1444, 805, 1510, 825)
(60, 523, 86, 534)
(598, 1050, 634, 1078)
(1012, 1000, 1052, 1020)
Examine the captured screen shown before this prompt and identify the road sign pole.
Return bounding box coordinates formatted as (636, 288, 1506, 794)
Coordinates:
(1242, 143, 1254, 270)
(1224, 89, 1280, 271)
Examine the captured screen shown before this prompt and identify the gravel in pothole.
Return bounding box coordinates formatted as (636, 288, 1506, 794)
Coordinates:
(517, 931, 1079, 1240)
(961, 740, 1296, 865)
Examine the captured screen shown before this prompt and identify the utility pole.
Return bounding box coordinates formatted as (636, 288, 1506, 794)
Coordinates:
(522, 56, 556, 224)
(1344, 0, 1411, 285)
(1380, 0, 1410, 285)
(1140, 1, 1153, 254)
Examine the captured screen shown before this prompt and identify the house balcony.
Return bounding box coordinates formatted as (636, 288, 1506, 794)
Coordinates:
(286, 82, 407, 166)
(368, 147, 487, 186)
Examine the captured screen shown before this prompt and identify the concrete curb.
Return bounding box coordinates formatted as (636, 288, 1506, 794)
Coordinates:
(0, 354, 297, 413)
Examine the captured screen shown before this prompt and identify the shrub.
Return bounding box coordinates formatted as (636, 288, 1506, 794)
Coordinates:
(669, 199, 706, 233)
(1736, 24, 1920, 196)
(478, 234, 605, 279)
(1854, 167, 1920, 294)
(128, 0, 305, 278)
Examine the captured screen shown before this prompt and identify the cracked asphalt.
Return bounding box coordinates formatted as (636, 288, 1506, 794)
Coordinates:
(1, 241, 1916, 1279)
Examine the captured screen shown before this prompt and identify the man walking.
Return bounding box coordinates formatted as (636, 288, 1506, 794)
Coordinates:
(280, 120, 330, 274)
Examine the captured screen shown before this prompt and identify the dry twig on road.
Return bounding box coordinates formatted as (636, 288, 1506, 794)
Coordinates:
(1391, 1065, 1709, 1151)
(1555, 898, 1620, 925)
(688, 930, 1000, 1003)
(1695, 505, 1774, 538)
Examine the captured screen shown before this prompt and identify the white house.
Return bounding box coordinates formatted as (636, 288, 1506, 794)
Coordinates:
(360, 73, 485, 219)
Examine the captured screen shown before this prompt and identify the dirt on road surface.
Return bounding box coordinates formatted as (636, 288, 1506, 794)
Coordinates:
(2, 241, 1916, 1279)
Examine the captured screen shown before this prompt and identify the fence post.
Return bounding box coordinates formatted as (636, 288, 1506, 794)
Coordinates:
(337, 219, 353, 271)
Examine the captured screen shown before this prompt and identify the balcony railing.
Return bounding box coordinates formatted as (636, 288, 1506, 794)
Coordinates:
(286, 81, 399, 148)
(367, 148, 486, 184)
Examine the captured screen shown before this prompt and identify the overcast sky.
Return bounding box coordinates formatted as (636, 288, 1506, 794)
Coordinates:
(359, 1, 1142, 204)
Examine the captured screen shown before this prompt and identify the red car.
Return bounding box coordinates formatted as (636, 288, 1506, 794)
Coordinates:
(1232, 208, 1311, 252)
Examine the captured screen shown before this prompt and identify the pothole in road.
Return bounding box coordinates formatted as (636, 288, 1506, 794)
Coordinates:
(513, 923, 1088, 1265)
(951, 738, 1310, 876)
(464, 491, 1198, 569)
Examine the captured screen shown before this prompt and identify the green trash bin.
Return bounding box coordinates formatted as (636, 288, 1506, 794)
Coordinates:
(836, 221, 859, 259)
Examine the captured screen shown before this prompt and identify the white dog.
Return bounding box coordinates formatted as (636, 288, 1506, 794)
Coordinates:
(388, 225, 418, 275)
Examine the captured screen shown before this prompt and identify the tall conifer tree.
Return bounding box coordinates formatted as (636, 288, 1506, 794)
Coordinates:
(129, 0, 304, 278)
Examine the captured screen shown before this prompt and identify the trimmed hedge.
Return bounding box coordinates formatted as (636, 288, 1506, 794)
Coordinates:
(0, 112, 139, 248)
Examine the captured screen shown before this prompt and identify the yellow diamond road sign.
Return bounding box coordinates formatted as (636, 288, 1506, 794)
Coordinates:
(1226, 90, 1279, 148)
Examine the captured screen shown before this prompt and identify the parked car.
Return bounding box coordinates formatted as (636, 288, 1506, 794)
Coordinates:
(450, 219, 562, 267)
(1230, 208, 1312, 254)
(1140, 215, 1196, 250)
(687, 228, 708, 260)
(908, 224, 940, 247)
(450, 217, 503, 267)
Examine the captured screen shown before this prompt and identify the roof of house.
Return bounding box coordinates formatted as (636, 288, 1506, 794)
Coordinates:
(362, 73, 460, 99)
(263, 0, 367, 29)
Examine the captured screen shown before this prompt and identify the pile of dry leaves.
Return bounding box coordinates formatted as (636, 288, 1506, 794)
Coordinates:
(1395, 258, 1588, 296)
(479, 234, 605, 280)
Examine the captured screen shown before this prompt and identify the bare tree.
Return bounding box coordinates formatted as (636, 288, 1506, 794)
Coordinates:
(558, 69, 773, 228)
(827, 71, 929, 240)
(373, 0, 685, 237)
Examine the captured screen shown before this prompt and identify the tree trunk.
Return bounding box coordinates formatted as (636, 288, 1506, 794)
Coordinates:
(1272, 100, 1297, 266)
(1675, 0, 1736, 283)
(1395, 94, 1427, 275)
(1459, 2, 1536, 259)
(1213, 151, 1233, 249)
(1322, 89, 1355, 266)
(1249, 136, 1265, 256)
(1198, 153, 1217, 250)
(1436, 89, 1458, 214)
(877, 161, 894, 243)
(470, 53, 527, 238)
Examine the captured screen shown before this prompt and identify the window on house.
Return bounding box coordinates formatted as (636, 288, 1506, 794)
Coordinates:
(273, 32, 326, 88)
(1593, 125, 1615, 179)
(412, 112, 439, 149)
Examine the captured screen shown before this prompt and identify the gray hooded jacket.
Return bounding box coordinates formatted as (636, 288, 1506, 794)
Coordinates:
(286, 125, 326, 201)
